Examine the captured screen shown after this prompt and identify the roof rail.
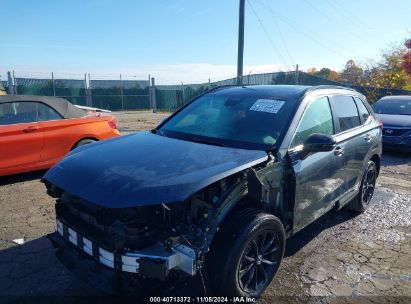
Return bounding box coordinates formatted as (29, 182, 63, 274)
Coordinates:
(307, 85, 357, 92)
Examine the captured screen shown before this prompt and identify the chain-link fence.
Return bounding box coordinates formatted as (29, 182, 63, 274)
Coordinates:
(154, 71, 411, 111)
(2, 71, 411, 112)
(14, 78, 88, 106)
(2, 73, 151, 111)
(90, 79, 150, 110)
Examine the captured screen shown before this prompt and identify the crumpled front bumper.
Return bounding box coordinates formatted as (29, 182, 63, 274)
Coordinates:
(48, 231, 123, 294)
(48, 218, 197, 293)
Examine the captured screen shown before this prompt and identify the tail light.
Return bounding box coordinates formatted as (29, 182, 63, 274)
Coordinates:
(108, 118, 117, 130)
(379, 120, 383, 129)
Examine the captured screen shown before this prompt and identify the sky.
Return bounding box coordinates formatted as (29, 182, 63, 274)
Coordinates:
(0, 0, 410, 84)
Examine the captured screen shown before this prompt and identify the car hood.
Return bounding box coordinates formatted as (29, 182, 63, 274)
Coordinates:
(43, 132, 268, 208)
(376, 114, 411, 128)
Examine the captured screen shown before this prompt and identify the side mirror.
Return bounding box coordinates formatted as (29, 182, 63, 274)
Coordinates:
(302, 133, 336, 157)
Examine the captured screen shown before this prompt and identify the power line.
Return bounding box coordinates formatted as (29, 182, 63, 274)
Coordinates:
(325, 0, 382, 42)
(247, 0, 292, 71)
(325, 0, 376, 34)
(255, 0, 350, 61)
(252, 0, 295, 66)
(257, 0, 358, 55)
(263, 0, 295, 68)
(302, 0, 375, 44)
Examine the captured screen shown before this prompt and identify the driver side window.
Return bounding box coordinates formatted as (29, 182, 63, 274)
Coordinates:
(291, 96, 334, 148)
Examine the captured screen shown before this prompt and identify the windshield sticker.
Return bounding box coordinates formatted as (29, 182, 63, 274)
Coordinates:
(249, 99, 285, 114)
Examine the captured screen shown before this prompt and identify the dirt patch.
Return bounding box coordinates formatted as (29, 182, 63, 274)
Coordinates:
(378, 152, 411, 195)
(115, 110, 170, 133)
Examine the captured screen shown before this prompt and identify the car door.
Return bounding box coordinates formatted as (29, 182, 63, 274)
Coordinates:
(0, 101, 44, 170)
(353, 96, 378, 183)
(36, 102, 67, 163)
(288, 96, 345, 233)
(329, 95, 369, 195)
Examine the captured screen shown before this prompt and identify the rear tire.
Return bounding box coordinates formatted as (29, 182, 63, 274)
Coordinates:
(207, 208, 285, 297)
(345, 160, 377, 212)
(72, 138, 96, 150)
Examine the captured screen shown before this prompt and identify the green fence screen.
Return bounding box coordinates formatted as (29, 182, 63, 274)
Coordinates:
(5, 72, 411, 112)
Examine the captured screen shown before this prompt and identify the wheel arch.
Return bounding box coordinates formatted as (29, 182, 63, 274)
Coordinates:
(207, 177, 288, 256)
(206, 206, 286, 297)
(370, 154, 380, 176)
(71, 137, 99, 150)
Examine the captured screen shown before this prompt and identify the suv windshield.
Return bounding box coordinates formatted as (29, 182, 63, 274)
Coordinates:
(373, 98, 411, 115)
(159, 89, 298, 150)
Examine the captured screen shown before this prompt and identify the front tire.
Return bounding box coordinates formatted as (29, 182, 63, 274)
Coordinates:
(345, 160, 377, 212)
(207, 208, 285, 297)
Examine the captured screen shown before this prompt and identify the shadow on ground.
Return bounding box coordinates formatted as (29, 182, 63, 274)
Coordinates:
(381, 151, 411, 165)
(0, 207, 361, 298)
(285, 209, 357, 257)
(0, 170, 47, 186)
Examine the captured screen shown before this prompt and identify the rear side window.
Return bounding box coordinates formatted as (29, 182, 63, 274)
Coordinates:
(38, 103, 62, 121)
(331, 96, 361, 132)
(354, 97, 370, 123)
(0, 102, 37, 125)
(291, 96, 334, 147)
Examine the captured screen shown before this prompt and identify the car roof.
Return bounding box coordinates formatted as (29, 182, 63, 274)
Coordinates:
(0, 95, 86, 119)
(379, 95, 411, 101)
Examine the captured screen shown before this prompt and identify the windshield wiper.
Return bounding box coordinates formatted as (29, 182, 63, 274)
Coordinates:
(151, 129, 165, 136)
(188, 138, 227, 147)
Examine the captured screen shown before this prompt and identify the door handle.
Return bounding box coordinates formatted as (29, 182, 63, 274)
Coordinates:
(364, 134, 372, 142)
(23, 126, 39, 133)
(334, 146, 344, 156)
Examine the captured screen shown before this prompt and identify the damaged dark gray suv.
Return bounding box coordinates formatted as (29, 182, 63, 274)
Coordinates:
(44, 85, 382, 297)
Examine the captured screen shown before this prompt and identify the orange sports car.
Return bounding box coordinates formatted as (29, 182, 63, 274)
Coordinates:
(0, 95, 120, 176)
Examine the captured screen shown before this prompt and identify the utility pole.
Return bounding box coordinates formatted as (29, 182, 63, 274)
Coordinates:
(7, 71, 15, 95)
(85, 73, 92, 107)
(12, 70, 17, 94)
(120, 74, 124, 110)
(51, 72, 56, 96)
(151, 77, 157, 113)
(181, 82, 185, 104)
(295, 64, 299, 85)
(237, 0, 245, 85)
(88, 73, 93, 107)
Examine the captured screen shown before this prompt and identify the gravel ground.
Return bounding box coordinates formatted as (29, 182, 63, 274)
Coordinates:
(0, 111, 410, 302)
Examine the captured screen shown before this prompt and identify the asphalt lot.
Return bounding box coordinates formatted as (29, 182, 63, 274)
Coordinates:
(0, 111, 410, 303)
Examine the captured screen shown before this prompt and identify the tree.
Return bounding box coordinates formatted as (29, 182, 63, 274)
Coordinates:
(307, 67, 341, 82)
(315, 68, 332, 79)
(307, 67, 317, 74)
(340, 44, 411, 90)
(402, 39, 411, 77)
(339, 60, 363, 86)
(376, 45, 410, 89)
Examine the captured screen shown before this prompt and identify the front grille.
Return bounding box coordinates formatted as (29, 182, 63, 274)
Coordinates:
(55, 191, 189, 251)
(56, 204, 117, 250)
(383, 128, 410, 137)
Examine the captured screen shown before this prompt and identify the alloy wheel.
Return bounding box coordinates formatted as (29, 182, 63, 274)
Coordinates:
(237, 230, 281, 294)
(362, 165, 376, 206)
